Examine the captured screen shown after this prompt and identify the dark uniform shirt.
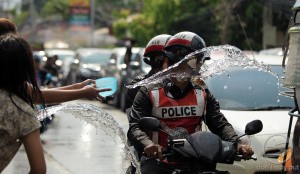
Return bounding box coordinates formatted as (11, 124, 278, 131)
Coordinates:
(125, 74, 148, 111)
(127, 80, 238, 156)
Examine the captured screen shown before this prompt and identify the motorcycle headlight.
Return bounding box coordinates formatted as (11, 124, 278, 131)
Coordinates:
(74, 59, 79, 64)
(55, 60, 63, 66)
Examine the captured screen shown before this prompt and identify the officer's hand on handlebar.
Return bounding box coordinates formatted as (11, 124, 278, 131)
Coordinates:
(237, 144, 254, 161)
(144, 144, 163, 160)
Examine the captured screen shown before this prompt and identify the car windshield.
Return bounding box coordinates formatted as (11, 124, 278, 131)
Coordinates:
(81, 52, 111, 64)
(205, 65, 294, 111)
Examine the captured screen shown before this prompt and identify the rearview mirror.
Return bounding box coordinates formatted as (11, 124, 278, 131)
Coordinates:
(245, 119, 263, 135)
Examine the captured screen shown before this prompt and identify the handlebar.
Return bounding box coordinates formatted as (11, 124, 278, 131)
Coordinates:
(236, 154, 257, 161)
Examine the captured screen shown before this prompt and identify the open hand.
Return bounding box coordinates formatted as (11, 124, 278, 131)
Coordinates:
(82, 85, 111, 101)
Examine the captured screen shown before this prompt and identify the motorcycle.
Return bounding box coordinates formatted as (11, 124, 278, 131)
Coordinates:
(137, 117, 263, 174)
(38, 73, 59, 134)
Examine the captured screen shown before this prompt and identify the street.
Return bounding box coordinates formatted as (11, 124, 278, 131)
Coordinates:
(3, 100, 132, 174)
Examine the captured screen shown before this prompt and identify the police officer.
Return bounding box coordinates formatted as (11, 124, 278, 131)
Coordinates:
(127, 31, 253, 174)
(125, 34, 172, 113)
(125, 34, 172, 174)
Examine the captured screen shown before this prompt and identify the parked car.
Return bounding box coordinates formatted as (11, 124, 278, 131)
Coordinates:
(202, 54, 296, 174)
(104, 47, 144, 109)
(67, 48, 112, 84)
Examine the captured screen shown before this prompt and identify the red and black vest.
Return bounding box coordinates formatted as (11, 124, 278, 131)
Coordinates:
(148, 87, 206, 148)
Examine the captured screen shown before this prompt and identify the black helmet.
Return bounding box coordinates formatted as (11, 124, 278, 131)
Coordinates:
(143, 34, 172, 66)
(164, 31, 206, 63)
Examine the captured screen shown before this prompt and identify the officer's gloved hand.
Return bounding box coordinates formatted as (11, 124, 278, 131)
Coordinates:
(144, 143, 163, 160)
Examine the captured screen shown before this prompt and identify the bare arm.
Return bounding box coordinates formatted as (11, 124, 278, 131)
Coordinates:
(41, 86, 111, 104)
(21, 129, 46, 174)
(27, 79, 111, 104)
(50, 79, 95, 90)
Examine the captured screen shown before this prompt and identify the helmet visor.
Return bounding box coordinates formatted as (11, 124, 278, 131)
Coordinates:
(143, 53, 165, 67)
(186, 52, 211, 69)
(164, 45, 194, 62)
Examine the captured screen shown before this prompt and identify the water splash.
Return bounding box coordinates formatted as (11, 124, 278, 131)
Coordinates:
(37, 103, 140, 174)
(126, 45, 274, 89)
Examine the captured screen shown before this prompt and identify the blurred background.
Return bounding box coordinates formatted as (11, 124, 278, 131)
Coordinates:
(1, 1, 298, 173)
(0, 0, 295, 110)
(0, 0, 295, 50)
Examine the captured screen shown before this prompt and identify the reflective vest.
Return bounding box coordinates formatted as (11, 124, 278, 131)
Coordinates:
(148, 87, 206, 148)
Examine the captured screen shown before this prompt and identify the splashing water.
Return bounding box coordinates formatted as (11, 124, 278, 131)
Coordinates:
(37, 103, 141, 174)
(126, 45, 274, 89)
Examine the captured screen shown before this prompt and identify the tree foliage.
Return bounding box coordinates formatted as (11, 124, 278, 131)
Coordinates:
(113, 0, 221, 47)
(14, 0, 292, 50)
(41, 0, 69, 20)
(112, 0, 291, 50)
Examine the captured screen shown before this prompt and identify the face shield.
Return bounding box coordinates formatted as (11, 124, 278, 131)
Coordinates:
(164, 47, 210, 83)
(186, 53, 210, 70)
(143, 53, 166, 68)
(164, 46, 194, 65)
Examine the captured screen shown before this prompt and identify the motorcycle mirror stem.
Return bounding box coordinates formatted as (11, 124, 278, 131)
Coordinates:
(235, 119, 263, 143)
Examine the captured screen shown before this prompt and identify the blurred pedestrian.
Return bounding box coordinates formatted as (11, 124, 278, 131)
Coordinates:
(34, 54, 48, 87)
(44, 55, 59, 77)
(124, 39, 133, 67)
(34, 54, 53, 133)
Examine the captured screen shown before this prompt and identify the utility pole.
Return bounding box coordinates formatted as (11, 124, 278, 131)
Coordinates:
(90, 0, 95, 46)
(29, 0, 35, 42)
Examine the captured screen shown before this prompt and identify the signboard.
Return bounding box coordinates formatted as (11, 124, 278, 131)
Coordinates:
(68, 0, 91, 31)
(69, 0, 90, 7)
